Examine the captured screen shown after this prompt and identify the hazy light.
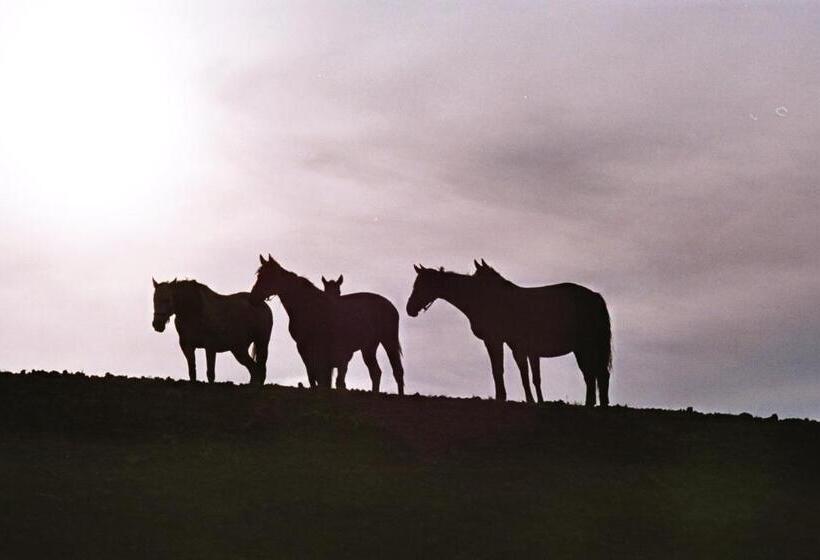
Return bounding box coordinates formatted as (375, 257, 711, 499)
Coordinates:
(0, 1, 194, 231)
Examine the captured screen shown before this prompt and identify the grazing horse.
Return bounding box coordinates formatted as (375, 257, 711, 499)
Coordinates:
(152, 278, 273, 385)
(250, 255, 404, 395)
(321, 274, 344, 297)
(406, 260, 612, 406)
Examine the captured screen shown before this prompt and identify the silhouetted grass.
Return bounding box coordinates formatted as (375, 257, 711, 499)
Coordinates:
(0, 371, 817, 559)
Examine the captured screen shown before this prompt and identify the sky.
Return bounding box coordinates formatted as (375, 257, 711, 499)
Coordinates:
(0, 1, 818, 418)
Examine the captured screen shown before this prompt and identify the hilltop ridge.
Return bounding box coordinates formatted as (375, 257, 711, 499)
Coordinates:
(1, 370, 818, 559)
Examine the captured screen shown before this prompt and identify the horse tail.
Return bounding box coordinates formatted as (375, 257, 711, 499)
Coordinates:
(382, 302, 403, 357)
(391, 338, 403, 358)
(250, 336, 270, 366)
(250, 301, 272, 382)
(382, 307, 405, 395)
(589, 292, 612, 373)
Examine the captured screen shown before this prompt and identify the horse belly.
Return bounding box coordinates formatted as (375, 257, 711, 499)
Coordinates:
(529, 330, 576, 357)
(509, 327, 575, 358)
(182, 321, 250, 353)
(534, 345, 574, 358)
(330, 348, 355, 368)
(205, 299, 258, 343)
(334, 315, 381, 349)
(206, 339, 238, 353)
(188, 334, 235, 353)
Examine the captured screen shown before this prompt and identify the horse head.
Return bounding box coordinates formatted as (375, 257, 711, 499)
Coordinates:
(151, 278, 175, 332)
(321, 274, 343, 297)
(251, 254, 286, 303)
(406, 264, 448, 317)
(473, 259, 510, 288)
(473, 259, 496, 280)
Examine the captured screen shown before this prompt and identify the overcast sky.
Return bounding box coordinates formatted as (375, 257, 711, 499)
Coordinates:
(1, 1, 818, 418)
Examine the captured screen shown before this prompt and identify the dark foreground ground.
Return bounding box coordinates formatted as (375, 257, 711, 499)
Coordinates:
(0, 371, 818, 559)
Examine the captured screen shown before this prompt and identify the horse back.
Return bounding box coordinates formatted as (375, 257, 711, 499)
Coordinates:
(330, 292, 400, 351)
(336, 292, 399, 320)
(282, 290, 400, 366)
(530, 283, 602, 317)
(177, 289, 272, 350)
(483, 282, 603, 350)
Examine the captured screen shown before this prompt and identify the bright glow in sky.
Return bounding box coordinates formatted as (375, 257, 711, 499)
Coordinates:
(0, 1, 198, 231)
(0, 1, 818, 418)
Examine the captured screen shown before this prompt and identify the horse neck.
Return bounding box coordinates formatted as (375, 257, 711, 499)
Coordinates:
(173, 281, 205, 318)
(276, 271, 324, 314)
(439, 274, 481, 318)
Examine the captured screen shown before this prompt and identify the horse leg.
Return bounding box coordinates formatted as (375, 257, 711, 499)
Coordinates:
(313, 362, 332, 389)
(575, 350, 597, 407)
(362, 346, 382, 393)
(336, 361, 349, 390)
(529, 356, 544, 404)
(382, 334, 405, 396)
(321, 365, 333, 389)
(180, 342, 196, 382)
(512, 349, 534, 404)
(253, 339, 269, 385)
(297, 344, 317, 388)
(483, 340, 506, 401)
(584, 375, 597, 407)
(254, 307, 273, 386)
(306, 352, 331, 389)
(231, 348, 260, 385)
(598, 369, 610, 407)
(206, 349, 216, 383)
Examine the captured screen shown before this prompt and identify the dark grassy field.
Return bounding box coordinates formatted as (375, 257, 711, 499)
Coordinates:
(1, 371, 818, 559)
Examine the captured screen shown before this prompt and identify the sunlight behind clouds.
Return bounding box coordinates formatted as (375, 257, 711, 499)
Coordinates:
(0, 1, 818, 418)
(0, 1, 199, 231)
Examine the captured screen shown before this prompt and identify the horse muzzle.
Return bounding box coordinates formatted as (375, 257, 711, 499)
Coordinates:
(249, 285, 268, 305)
(406, 301, 421, 317)
(152, 315, 168, 332)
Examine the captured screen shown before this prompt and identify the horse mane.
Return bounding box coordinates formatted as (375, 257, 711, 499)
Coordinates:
(171, 280, 205, 316)
(257, 264, 324, 298)
(480, 267, 518, 288)
(423, 266, 463, 278)
(292, 274, 322, 295)
(419, 265, 517, 291)
(427, 265, 517, 288)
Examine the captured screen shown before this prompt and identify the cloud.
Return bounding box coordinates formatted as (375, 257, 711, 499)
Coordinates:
(1, 1, 818, 417)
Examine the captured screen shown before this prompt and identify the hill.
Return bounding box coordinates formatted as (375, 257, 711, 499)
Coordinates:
(1, 371, 818, 559)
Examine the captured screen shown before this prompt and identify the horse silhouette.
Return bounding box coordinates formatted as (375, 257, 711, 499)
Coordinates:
(321, 274, 356, 384)
(406, 260, 612, 406)
(152, 278, 273, 384)
(321, 275, 343, 297)
(251, 255, 404, 394)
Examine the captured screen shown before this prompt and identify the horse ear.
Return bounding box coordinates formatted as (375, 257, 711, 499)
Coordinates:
(173, 277, 178, 283)
(481, 258, 488, 267)
(267, 254, 281, 268)
(259, 254, 266, 265)
(414, 264, 421, 273)
(439, 267, 444, 272)
(337, 275, 343, 285)
(474, 260, 481, 270)
(152, 277, 158, 288)
(321, 276, 328, 285)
